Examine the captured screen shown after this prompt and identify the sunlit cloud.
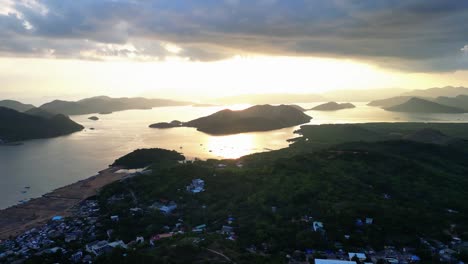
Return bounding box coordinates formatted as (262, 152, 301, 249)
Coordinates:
(0, 1, 467, 71)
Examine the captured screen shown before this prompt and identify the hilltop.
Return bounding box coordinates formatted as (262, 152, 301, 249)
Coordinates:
(402, 86, 468, 98)
(385, 98, 466, 113)
(0, 107, 84, 142)
(0, 100, 35, 112)
(434, 95, 468, 111)
(39, 96, 191, 115)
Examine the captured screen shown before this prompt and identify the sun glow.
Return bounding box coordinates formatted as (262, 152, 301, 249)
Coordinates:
(205, 134, 256, 159)
(2, 55, 468, 104)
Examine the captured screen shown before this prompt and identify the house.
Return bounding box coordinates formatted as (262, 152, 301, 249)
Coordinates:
(108, 240, 127, 249)
(187, 179, 205, 193)
(136, 236, 144, 243)
(71, 251, 83, 263)
(221, 225, 234, 235)
(65, 233, 78, 243)
(313, 221, 324, 232)
(365, 218, 374, 225)
(192, 224, 207, 232)
(86, 240, 109, 255)
(110, 215, 119, 222)
(348, 252, 367, 261)
(150, 200, 178, 214)
(159, 202, 178, 214)
(150, 233, 173, 245)
(315, 260, 357, 264)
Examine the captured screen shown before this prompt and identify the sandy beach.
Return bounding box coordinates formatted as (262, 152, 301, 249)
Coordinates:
(0, 167, 127, 240)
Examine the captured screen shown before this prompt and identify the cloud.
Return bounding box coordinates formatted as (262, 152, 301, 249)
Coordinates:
(0, 0, 467, 71)
(462, 45, 468, 53)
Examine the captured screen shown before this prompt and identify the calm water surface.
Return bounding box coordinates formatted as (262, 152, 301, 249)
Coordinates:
(0, 103, 467, 209)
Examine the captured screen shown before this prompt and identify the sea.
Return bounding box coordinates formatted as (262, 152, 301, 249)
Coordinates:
(1, 102, 467, 209)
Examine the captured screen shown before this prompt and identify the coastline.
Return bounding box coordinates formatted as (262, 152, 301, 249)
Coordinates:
(0, 166, 128, 240)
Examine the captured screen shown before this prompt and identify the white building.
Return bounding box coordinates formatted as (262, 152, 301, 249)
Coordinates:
(315, 260, 357, 264)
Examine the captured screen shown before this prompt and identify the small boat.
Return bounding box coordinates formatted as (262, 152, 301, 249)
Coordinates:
(21, 190, 27, 194)
(24, 186, 30, 189)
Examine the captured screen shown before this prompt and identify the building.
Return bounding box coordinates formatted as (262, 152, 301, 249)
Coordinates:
(315, 260, 357, 264)
(187, 179, 205, 193)
(313, 221, 324, 232)
(348, 252, 367, 261)
(86, 240, 109, 255)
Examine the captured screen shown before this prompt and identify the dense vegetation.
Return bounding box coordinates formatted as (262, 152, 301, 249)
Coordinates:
(89, 123, 468, 263)
(112, 148, 185, 169)
(0, 107, 84, 142)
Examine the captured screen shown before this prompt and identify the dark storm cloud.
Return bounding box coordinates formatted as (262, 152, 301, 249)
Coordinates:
(0, 0, 467, 71)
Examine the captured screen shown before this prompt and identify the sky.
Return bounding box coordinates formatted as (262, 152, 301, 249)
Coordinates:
(1, 0, 468, 103)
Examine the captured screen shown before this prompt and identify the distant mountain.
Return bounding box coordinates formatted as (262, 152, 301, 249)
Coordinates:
(434, 95, 468, 111)
(385, 98, 466, 113)
(367, 96, 421, 108)
(322, 88, 408, 102)
(39, 96, 191, 115)
(212, 93, 326, 104)
(402, 86, 468, 98)
(0, 100, 35, 112)
(310, 102, 355, 111)
(0, 107, 84, 142)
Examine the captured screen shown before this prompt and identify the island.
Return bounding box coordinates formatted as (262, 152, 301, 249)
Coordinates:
(38, 96, 192, 115)
(112, 148, 185, 169)
(384, 97, 466, 113)
(149, 104, 312, 134)
(0, 107, 84, 142)
(310, 101, 356, 111)
(149, 120, 183, 129)
(88, 116, 99, 121)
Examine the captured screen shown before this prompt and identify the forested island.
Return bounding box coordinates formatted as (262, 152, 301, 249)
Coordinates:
(310, 102, 356, 111)
(150, 104, 312, 134)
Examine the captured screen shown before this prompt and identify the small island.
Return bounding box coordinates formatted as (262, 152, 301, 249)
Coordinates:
(149, 104, 312, 135)
(88, 116, 99, 121)
(112, 148, 185, 169)
(149, 120, 183, 129)
(385, 97, 466, 113)
(310, 102, 355, 111)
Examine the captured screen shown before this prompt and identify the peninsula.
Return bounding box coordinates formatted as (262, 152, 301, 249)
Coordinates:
(0, 107, 84, 142)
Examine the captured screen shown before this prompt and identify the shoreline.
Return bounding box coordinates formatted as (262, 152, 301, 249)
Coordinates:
(0, 166, 128, 240)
